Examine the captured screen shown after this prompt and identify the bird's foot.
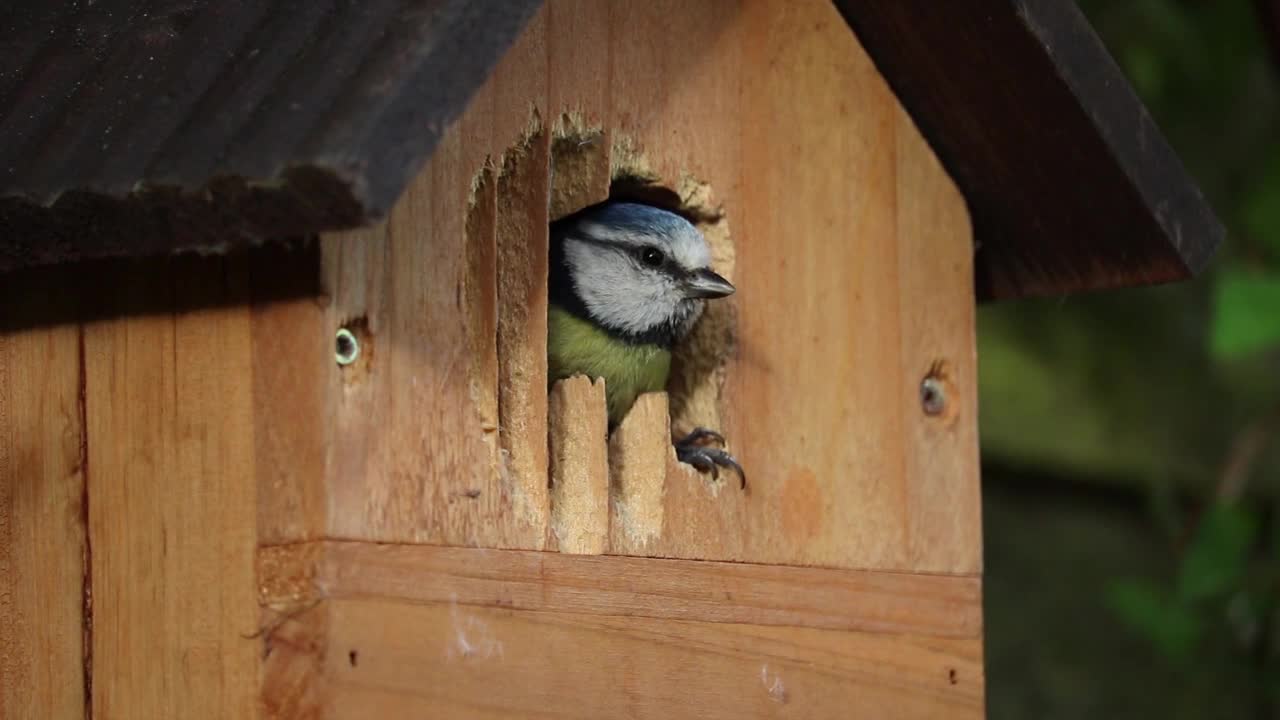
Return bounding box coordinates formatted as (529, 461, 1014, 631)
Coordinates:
(674, 427, 746, 490)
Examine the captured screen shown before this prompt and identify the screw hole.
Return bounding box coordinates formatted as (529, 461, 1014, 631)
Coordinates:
(920, 358, 953, 419)
(335, 328, 360, 366)
(920, 378, 945, 416)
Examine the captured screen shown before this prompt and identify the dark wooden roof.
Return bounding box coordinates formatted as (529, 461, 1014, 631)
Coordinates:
(833, 0, 1223, 299)
(0, 0, 540, 269)
(0, 1, 1222, 300)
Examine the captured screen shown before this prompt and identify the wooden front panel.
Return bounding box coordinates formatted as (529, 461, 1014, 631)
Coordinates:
(287, 0, 979, 574)
(257, 1, 985, 715)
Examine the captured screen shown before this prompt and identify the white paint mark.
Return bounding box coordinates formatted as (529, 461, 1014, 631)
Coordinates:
(446, 593, 504, 662)
(498, 448, 513, 487)
(760, 664, 788, 704)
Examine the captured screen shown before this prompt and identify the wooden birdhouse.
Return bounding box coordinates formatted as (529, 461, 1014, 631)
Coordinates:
(0, 1, 1221, 718)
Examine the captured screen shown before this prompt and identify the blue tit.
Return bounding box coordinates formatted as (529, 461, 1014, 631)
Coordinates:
(548, 202, 745, 487)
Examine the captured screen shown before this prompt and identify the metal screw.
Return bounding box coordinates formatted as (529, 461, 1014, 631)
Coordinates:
(920, 376, 947, 417)
(335, 328, 360, 366)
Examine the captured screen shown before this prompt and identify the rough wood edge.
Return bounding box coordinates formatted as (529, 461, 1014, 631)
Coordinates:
(464, 162, 502, 500)
(549, 113, 612, 220)
(260, 600, 329, 720)
(495, 120, 551, 544)
(548, 376, 610, 554)
(607, 391, 671, 554)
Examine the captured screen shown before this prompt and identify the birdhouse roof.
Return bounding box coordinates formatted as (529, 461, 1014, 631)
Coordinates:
(0, 1, 1222, 300)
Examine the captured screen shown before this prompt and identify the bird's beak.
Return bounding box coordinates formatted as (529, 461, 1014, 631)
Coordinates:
(685, 268, 736, 299)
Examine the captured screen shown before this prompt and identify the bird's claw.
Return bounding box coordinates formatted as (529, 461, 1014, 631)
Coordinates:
(675, 432, 746, 490)
(675, 426, 725, 448)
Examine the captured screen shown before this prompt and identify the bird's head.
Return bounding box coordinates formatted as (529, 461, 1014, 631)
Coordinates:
(552, 202, 735, 346)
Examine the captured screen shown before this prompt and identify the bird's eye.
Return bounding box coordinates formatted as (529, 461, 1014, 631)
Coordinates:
(640, 246, 665, 267)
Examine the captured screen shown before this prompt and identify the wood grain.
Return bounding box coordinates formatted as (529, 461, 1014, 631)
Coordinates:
(0, 276, 87, 720)
(260, 601, 329, 720)
(255, 541, 983, 718)
(548, 376, 610, 554)
(319, 133, 525, 547)
(297, 541, 980, 639)
(83, 257, 259, 719)
(324, 597, 983, 720)
(251, 242, 328, 545)
(895, 104, 983, 574)
(608, 392, 671, 554)
(300, 16, 561, 548)
(0, 1, 545, 272)
(496, 125, 553, 547)
(268, 0, 982, 574)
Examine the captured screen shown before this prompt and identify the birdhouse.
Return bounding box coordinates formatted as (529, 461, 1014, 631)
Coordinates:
(0, 1, 1221, 718)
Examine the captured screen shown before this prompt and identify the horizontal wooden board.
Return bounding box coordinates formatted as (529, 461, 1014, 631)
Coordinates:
(257, 541, 984, 719)
(267, 542, 981, 639)
(322, 598, 983, 719)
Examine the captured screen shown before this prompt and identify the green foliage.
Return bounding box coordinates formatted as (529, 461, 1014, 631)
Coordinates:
(1242, 151, 1280, 255)
(1107, 501, 1271, 674)
(1176, 503, 1261, 602)
(1106, 579, 1202, 661)
(1211, 270, 1280, 358)
(980, 2, 1280, 713)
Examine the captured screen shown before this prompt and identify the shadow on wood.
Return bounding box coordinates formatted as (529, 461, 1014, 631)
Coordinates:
(0, 239, 323, 333)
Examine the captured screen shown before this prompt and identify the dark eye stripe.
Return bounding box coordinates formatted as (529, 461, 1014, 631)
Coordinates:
(573, 234, 689, 280)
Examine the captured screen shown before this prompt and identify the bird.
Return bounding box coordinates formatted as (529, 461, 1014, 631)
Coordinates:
(548, 201, 745, 487)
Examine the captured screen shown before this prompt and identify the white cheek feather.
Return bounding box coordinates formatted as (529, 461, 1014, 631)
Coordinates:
(565, 240, 690, 338)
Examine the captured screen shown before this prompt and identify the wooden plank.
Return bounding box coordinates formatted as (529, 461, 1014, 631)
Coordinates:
(546, 0, 613, 221)
(301, 542, 980, 638)
(310, 12, 557, 548)
(251, 241, 328, 545)
(257, 542, 982, 718)
(607, 392, 671, 554)
(258, 542, 329, 720)
(0, 274, 87, 720)
(320, 149, 514, 546)
(322, 157, 503, 545)
(260, 601, 329, 720)
(491, 15, 553, 544)
(464, 162, 503, 514)
(895, 105, 984, 574)
(324, 597, 983, 719)
(833, 0, 1222, 299)
(83, 257, 258, 719)
(495, 125, 553, 546)
(564, 0, 978, 573)
(548, 376, 610, 554)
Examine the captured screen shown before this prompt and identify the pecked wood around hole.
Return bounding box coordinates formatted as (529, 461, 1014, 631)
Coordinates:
(547, 375, 610, 555)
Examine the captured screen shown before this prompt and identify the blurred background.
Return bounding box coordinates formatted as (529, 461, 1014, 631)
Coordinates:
(982, 1, 1280, 717)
